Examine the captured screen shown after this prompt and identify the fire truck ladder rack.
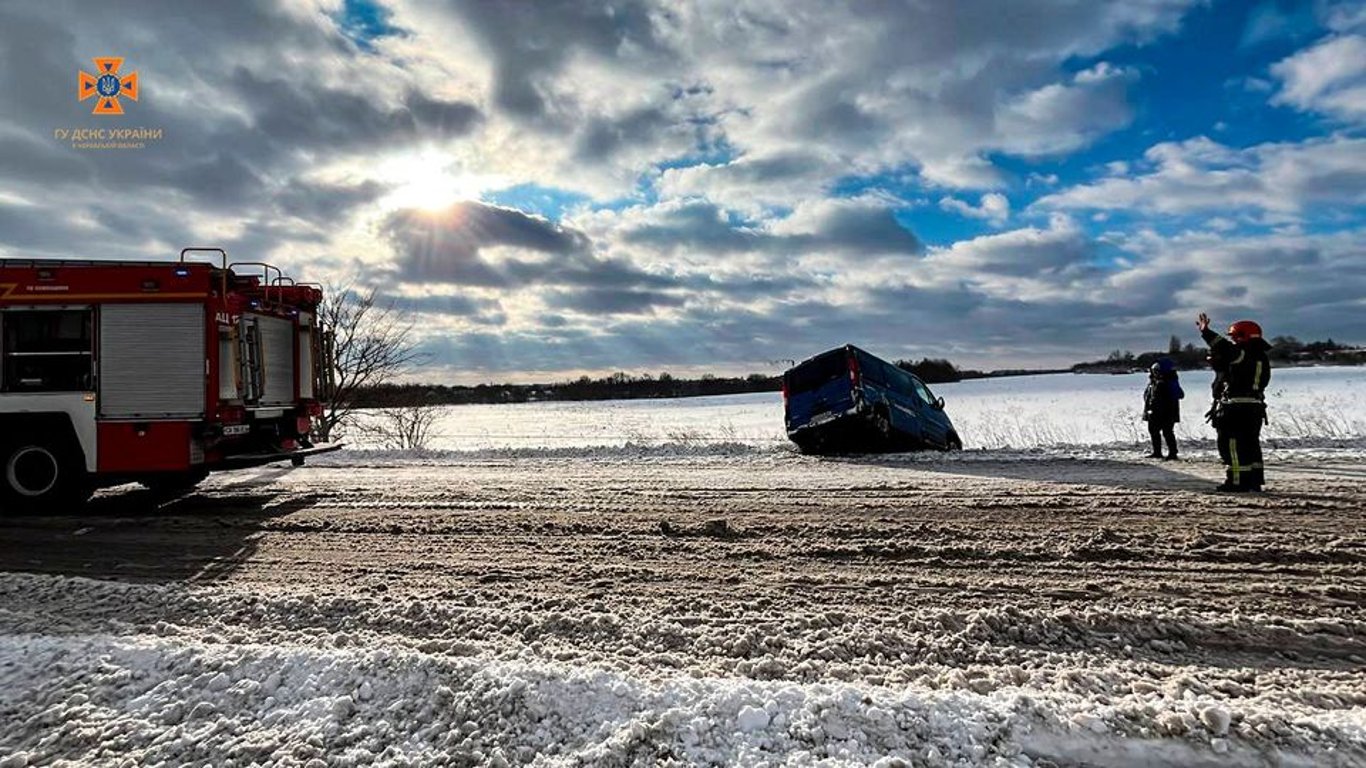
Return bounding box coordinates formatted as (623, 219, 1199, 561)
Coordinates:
(179, 247, 230, 297)
(229, 261, 286, 307)
(228, 261, 284, 405)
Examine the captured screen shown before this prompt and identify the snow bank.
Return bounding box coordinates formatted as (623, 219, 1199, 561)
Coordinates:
(4, 630, 1349, 768)
(3, 574, 1363, 766)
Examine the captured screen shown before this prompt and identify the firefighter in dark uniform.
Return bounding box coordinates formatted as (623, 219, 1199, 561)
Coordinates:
(1197, 312, 1271, 492)
(1205, 339, 1233, 465)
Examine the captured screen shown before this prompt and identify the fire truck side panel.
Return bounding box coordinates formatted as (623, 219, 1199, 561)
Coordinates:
(214, 325, 238, 404)
(0, 393, 98, 473)
(255, 314, 296, 407)
(96, 421, 194, 473)
(98, 303, 206, 419)
(298, 313, 314, 400)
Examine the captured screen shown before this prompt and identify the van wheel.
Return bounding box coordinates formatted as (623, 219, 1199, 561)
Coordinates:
(872, 409, 895, 447)
(0, 437, 91, 515)
(944, 433, 963, 451)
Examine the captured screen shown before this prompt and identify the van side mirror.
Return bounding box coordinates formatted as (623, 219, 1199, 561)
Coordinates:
(934, 397, 945, 410)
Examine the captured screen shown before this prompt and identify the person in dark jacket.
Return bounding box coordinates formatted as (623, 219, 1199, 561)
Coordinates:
(1197, 312, 1272, 492)
(1143, 357, 1184, 459)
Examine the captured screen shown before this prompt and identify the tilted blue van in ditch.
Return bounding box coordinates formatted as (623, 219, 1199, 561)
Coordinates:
(783, 345, 961, 454)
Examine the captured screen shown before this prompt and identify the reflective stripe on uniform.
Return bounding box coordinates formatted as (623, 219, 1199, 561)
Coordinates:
(1223, 397, 1265, 405)
(1253, 361, 1264, 392)
(1229, 438, 1240, 484)
(1232, 350, 1246, 365)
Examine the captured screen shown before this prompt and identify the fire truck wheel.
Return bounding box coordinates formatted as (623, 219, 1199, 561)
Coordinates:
(0, 438, 92, 515)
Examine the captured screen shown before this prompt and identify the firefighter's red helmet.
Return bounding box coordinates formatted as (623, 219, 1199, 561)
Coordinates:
(1228, 320, 1263, 343)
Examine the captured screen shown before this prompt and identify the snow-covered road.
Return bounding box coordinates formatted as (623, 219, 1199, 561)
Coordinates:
(2, 446, 1364, 766)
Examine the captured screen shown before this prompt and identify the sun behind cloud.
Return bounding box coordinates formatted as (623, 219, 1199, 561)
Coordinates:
(378, 149, 502, 212)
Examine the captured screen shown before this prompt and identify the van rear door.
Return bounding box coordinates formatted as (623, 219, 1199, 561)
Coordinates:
(784, 348, 855, 431)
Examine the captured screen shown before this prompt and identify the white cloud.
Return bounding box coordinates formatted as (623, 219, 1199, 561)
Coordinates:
(939, 193, 1011, 226)
(1035, 135, 1366, 217)
(993, 63, 1139, 157)
(655, 152, 846, 215)
(387, 0, 1193, 200)
(1271, 34, 1366, 121)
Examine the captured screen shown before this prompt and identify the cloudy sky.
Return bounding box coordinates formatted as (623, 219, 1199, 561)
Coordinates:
(1, 0, 1363, 381)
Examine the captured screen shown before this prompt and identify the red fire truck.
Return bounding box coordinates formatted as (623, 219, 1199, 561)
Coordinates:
(0, 248, 340, 513)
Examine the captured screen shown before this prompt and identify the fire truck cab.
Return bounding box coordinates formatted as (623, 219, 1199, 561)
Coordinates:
(0, 248, 339, 514)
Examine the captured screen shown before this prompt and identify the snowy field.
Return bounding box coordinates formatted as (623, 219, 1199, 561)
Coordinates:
(2, 367, 1365, 767)
(342, 366, 1366, 453)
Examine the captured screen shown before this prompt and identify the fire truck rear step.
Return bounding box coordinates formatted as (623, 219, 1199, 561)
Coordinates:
(215, 443, 343, 471)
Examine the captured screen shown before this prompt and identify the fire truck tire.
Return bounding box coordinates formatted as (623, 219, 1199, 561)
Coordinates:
(0, 436, 92, 515)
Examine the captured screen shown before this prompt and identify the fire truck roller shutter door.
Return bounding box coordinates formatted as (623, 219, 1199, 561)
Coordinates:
(257, 315, 295, 406)
(99, 304, 205, 418)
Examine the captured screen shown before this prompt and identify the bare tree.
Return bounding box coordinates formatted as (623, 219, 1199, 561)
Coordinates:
(315, 282, 425, 442)
(353, 404, 442, 451)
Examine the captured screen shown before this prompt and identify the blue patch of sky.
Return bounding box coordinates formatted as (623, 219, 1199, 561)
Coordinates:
(482, 184, 593, 222)
(821, 0, 1340, 248)
(893, 207, 993, 248)
(984, 1, 1330, 200)
(482, 146, 737, 222)
(1087, 0, 1328, 149)
(917, 0, 1340, 246)
(335, 0, 404, 52)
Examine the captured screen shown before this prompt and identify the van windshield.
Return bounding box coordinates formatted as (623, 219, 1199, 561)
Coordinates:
(785, 349, 847, 394)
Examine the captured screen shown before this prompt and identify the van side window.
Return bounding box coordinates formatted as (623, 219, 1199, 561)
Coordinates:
(886, 364, 916, 396)
(911, 377, 936, 406)
(856, 351, 888, 386)
(1, 310, 94, 392)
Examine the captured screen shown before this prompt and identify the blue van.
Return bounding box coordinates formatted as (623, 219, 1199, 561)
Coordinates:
(783, 345, 961, 454)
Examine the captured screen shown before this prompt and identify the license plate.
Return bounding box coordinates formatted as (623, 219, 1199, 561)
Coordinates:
(223, 424, 249, 436)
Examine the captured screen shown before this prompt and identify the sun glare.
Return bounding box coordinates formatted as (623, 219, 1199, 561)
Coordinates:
(379, 151, 498, 212)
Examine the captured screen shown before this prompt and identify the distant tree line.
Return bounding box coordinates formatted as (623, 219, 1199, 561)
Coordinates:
(350, 371, 781, 407)
(888, 358, 1062, 384)
(1070, 335, 1366, 374)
